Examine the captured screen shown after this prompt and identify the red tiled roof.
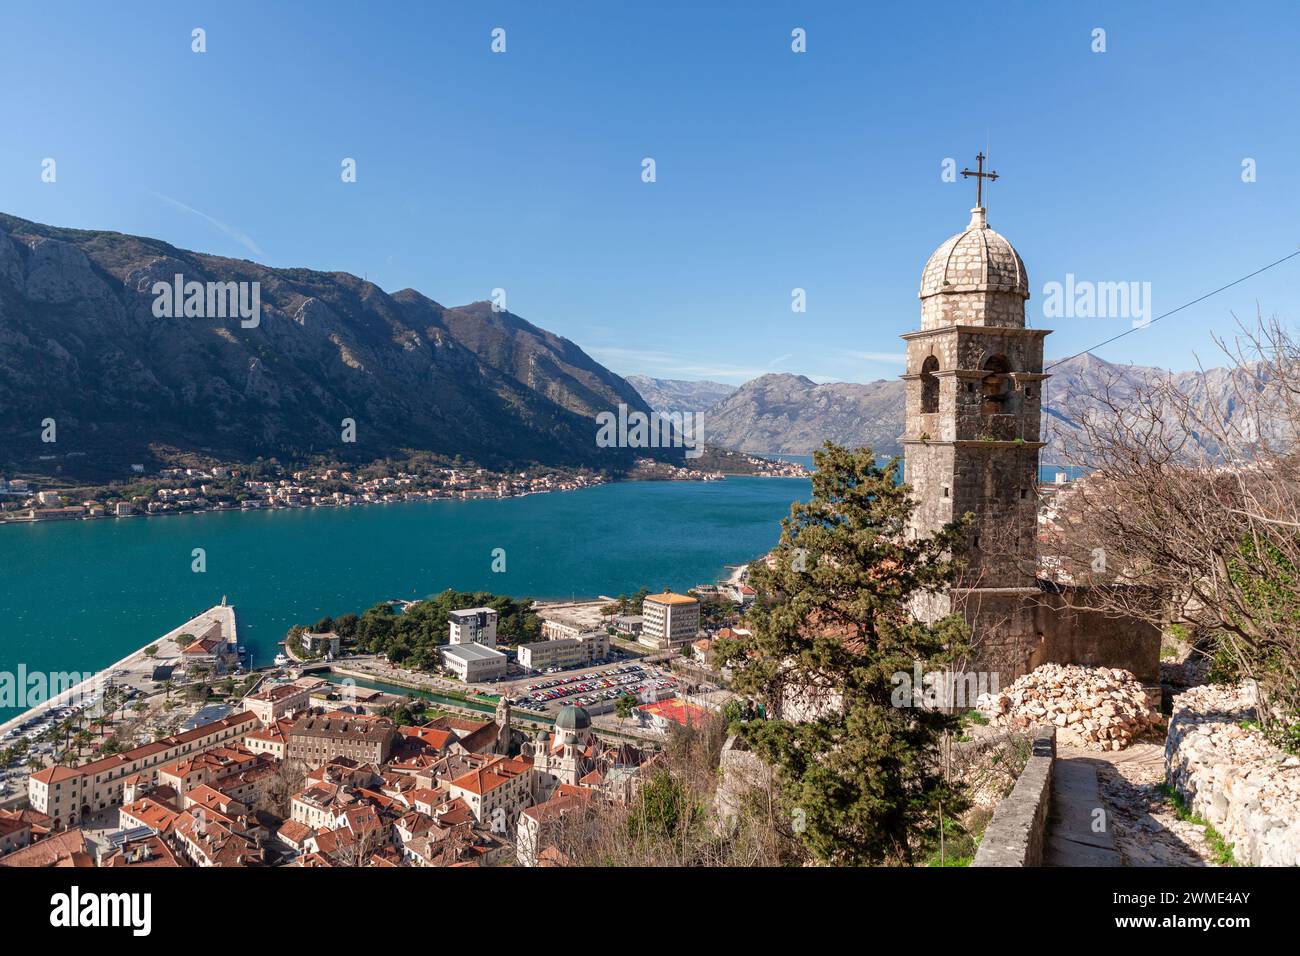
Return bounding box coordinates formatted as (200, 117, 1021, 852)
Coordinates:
(247, 683, 307, 703)
(449, 756, 531, 796)
(0, 828, 90, 867)
(426, 715, 493, 735)
(30, 765, 81, 785)
(120, 798, 180, 833)
(399, 726, 455, 750)
(276, 820, 313, 845)
(522, 792, 588, 824)
(103, 835, 184, 868)
(35, 712, 256, 781)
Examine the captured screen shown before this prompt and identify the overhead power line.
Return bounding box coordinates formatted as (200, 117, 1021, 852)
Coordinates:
(1044, 248, 1300, 371)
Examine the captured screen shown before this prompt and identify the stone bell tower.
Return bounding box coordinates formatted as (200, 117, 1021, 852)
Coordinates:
(901, 155, 1050, 675)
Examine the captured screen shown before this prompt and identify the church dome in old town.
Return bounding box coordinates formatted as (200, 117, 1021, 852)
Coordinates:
(918, 207, 1029, 300)
(554, 704, 591, 732)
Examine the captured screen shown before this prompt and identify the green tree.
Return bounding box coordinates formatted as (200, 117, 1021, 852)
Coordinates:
(714, 443, 971, 865)
(614, 693, 637, 722)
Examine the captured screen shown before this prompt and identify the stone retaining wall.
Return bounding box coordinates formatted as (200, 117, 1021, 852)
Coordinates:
(713, 734, 773, 836)
(1165, 684, 1300, 867)
(972, 726, 1056, 866)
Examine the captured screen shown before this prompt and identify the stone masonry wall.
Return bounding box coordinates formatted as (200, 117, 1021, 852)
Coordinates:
(972, 725, 1056, 866)
(713, 734, 774, 836)
(1165, 683, 1300, 866)
(1033, 591, 1162, 688)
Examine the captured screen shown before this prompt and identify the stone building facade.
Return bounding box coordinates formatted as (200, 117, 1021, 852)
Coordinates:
(286, 714, 396, 767)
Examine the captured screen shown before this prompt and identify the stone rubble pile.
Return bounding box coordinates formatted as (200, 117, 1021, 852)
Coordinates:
(1166, 683, 1300, 867)
(976, 664, 1158, 751)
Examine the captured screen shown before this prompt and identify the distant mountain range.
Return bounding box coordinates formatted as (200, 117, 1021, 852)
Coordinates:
(628, 354, 1255, 460)
(0, 211, 1250, 483)
(0, 213, 668, 480)
(624, 375, 736, 414)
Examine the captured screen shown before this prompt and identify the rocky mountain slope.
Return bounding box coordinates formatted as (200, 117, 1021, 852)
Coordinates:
(625, 375, 736, 414)
(639, 356, 1259, 460)
(696, 374, 904, 456)
(0, 213, 665, 480)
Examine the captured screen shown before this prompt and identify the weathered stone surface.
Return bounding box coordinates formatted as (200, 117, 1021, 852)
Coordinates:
(1043, 756, 1121, 866)
(712, 734, 774, 836)
(977, 664, 1158, 751)
(1165, 683, 1300, 867)
(21, 236, 112, 306)
(972, 726, 1055, 867)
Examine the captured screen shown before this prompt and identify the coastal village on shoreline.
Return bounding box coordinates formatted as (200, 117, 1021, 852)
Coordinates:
(0, 444, 808, 869)
(0, 454, 807, 524)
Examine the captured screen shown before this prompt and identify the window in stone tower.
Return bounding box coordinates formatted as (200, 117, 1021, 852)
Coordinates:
(920, 355, 940, 413)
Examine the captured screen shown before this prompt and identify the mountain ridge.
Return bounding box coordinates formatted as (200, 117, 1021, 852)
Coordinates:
(624, 375, 737, 414)
(0, 212, 667, 480)
(628, 357, 1256, 459)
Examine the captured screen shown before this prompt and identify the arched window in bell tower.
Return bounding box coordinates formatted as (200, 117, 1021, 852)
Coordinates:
(980, 354, 1010, 416)
(920, 355, 940, 413)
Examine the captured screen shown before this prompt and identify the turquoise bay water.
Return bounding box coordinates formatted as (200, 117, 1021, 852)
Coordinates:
(0, 477, 807, 719)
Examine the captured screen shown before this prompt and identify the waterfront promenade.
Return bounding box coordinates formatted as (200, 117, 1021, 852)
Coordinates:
(0, 602, 237, 739)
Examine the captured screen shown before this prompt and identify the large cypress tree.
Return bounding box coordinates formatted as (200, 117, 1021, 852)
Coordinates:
(716, 443, 971, 865)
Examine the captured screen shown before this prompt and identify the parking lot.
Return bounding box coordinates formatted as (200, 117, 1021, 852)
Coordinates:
(504, 662, 680, 713)
(0, 684, 122, 800)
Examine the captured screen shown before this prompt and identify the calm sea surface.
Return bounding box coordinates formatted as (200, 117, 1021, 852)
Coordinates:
(0, 459, 1083, 721)
(0, 477, 809, 718)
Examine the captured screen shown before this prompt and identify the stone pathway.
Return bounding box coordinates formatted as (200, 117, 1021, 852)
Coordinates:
(1044, 755, 1121, 865)
(1095, 740, 1218, 866)
(1049, 740, 1217, 867)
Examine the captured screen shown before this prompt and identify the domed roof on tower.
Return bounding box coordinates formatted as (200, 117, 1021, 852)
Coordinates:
(919, 207, 1028, 300)
(919, 152, 1028, 303)
(554, 704, 591, 732)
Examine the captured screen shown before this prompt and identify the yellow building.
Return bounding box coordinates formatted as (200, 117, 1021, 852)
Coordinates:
(640, 591, 700, 649)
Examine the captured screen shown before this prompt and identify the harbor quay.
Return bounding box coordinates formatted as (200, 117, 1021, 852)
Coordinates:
(0, 602, 239, 741)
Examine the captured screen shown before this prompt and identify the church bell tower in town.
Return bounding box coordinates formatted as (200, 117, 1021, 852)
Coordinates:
(901, 155, 1049, 672)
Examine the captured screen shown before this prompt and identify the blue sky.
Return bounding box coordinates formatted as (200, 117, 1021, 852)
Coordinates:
(2, 1, 1298, 383)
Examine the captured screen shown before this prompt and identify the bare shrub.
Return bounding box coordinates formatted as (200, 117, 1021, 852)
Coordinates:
(1050, 313, 1300, 748)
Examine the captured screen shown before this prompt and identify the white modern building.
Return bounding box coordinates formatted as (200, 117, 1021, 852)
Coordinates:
(440, 642, 507, 682)
(640, 591, 701, 649)
(517, 631, 610, 672)
(449, 608, 498, 648)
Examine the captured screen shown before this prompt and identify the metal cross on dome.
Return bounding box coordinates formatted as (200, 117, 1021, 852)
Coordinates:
(961, 152, 999, 209)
